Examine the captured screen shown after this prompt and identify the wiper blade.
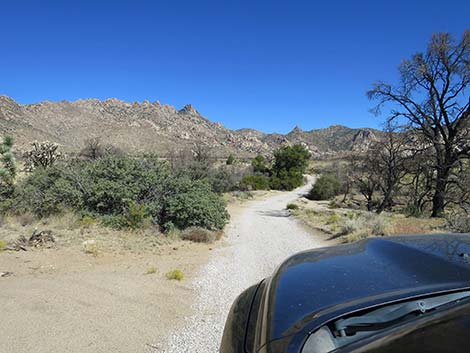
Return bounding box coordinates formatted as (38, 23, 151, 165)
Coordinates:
(335, 291, 470, 336)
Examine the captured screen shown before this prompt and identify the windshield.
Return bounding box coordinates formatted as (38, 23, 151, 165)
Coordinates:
(302, 291, 470, 353)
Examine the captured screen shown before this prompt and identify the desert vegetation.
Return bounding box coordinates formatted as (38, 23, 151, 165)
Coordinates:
(293, 31, 470, 239)
(0, 134, 314, 251)
(240, 144, 311, 191)
(0, 138, 232, 242)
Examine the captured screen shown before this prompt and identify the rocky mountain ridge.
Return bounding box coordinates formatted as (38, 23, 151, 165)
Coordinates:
(0, 95, 381, 157)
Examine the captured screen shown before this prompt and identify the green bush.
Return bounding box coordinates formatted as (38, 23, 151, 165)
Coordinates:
(11, 155, 229, 231)
(14, 167, 81, 217)
(163, 179, 229, 230)
(270, 145, 310, 191)
(207, 167, 238, 193)
(308, 174, 341, 200)
(79, 155, 169, 217)
(240, 175, 270, 190)
(273, 144, 310, 171)
(252, 155, 269, 174)
(269, 168, 304, 190)
(286, 203, 299, 210)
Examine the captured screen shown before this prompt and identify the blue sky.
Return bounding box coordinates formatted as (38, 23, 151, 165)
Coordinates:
(1, 0, 469, 133)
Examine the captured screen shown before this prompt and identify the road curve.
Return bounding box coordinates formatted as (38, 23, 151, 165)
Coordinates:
(160, 181, 328, 353)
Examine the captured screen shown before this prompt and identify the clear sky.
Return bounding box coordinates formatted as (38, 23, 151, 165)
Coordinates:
(1, 0, 469, 133)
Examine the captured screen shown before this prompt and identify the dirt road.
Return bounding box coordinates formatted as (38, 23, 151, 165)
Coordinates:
(161, 181, 329, 353)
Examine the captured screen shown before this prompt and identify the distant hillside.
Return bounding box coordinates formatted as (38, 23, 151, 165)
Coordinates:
(0, 96, 382, 157)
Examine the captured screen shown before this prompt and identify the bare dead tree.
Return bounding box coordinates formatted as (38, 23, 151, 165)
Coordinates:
(350, 153, 381, 211)
(372, 126, 409, 214)
(166, 144, 213, 180)
(80, 137, 104, 160)
(402, 143, 435, 215)
(368, 30, 470, 217)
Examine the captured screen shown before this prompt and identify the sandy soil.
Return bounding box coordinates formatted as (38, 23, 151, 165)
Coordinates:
(0, 240, 213, 353)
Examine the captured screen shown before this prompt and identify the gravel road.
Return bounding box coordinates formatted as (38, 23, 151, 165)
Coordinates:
(160, 181, 328, 353)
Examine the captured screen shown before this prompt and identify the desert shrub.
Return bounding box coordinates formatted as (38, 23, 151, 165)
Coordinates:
(163, 179, 229, 230)
(372, 218, 387, 235)
(78, 155, 169, 217)
(270, 145, 310, 191)
(328, 199, 340, 209)
(226, 154, 235, 165)
(240, 175, 270, 190)
(403, 204, 423, 218)
(252, 155, 269, 174)
(308, 174, 341, 200)
(79, 216, 96, 228)
(326, 213, 341, 225)
(207, 166, 239, 193)
(182, 226, 216, 243)
(365, 213, 388, 235)
(10, 154, 229, 231)
(446, 213, 470, 233)
(166, 269, 184, 281)
(13, 166, 81, 217)
(272, 144, 310, 173)
(0, 239, 6, 251)
(340, 218, 363, 235)
(145, 265, 158, 275)
(270, 168, 305, 191)
(124, 202, 149, 229)
(286, 203, 299, 210)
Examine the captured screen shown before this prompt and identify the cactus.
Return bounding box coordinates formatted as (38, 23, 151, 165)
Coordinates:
(0, 135, 17, 196)
(23, 140, 62, 171)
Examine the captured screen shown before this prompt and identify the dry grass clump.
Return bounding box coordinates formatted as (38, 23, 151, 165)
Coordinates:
(341, 212, 388, 243)
(83, 240, 99, 256)
(166, 269, 184, 281)
(78, 216, 96, 229)
(389, 215, 445, 235)
(181, 227, 217, 243)
(40, 212, 81, 231)
(292, 206, 391, 243)
(340, 217, 363, 235)
(145, 265, 158, 275)
(297, 206, 444, 243)
(16, 212, 36, 227)
(0, 239, 6, 251)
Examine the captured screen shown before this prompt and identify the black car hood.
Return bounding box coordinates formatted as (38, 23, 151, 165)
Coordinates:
(264, 234, 470, 345)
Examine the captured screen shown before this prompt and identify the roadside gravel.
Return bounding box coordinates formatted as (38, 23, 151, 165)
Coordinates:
(159, 180, 329, 353)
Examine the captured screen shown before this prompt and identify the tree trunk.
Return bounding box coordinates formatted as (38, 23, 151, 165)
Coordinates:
(431, 168, 450, 217)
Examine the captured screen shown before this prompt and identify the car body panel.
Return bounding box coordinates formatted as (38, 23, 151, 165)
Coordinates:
(266, 234, 470, 343)
(220, 233, 470, 353)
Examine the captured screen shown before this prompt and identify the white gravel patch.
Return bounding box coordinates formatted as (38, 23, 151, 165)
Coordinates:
(158, 181, 327, 353)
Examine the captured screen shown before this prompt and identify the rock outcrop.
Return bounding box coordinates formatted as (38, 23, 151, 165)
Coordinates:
(0, 96, 382, 157)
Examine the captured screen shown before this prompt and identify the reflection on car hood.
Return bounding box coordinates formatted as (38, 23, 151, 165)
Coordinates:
(265, 233, 470, 343)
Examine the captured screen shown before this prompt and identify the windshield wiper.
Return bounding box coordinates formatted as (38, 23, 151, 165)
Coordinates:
(334, 291, 470, 337)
